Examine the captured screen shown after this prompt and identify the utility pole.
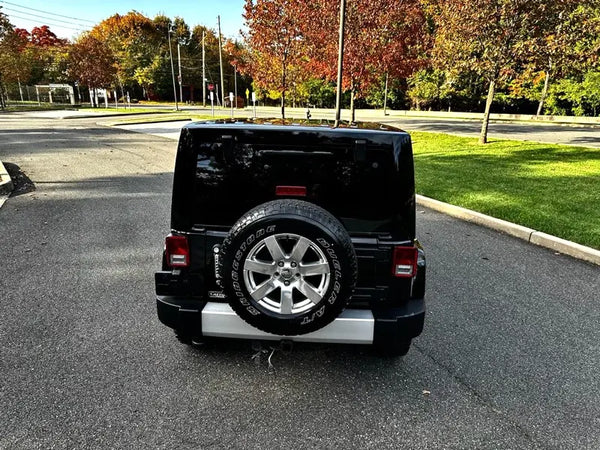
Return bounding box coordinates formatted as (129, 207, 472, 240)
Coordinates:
(234, 65, 237, 107)
(334, 0, 346, 127)
(177, 42, 183, 104)
(218, 15, 225, 108)
(202, 31, 206, 107)
(167, 28, 179, 111)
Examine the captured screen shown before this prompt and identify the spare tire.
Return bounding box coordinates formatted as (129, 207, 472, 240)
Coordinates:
(220, 199, 357, 336)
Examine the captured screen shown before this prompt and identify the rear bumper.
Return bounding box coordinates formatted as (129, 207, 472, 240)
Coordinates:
(157, 296, 425, 345)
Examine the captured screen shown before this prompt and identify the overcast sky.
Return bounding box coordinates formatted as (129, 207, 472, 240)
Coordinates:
(1, 0, 246, 40)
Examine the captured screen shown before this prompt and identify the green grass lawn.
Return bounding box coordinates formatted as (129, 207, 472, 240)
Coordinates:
(410, 131, 600, 250)
(78, 106, 168, 114)
(2, 103, 73, 112)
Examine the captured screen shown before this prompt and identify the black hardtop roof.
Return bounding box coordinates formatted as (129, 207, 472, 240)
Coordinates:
(183, 118, 408, 136)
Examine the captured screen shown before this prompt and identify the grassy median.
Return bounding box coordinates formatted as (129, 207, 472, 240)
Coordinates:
(410, 131, 600, 250)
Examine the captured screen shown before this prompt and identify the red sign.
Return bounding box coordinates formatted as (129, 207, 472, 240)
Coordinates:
(208, 83, 214, 91)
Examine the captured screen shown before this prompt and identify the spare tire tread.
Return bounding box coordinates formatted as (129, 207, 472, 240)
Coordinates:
(220, 199, 357, 335)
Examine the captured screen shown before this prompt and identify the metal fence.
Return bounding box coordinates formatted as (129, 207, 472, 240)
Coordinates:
(2, 83, 85, 106)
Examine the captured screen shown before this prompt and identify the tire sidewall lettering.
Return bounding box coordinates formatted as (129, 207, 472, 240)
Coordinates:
(230, 226, 278, 317)
(221, 203, 357, 336)
(230, 231, 346, 327)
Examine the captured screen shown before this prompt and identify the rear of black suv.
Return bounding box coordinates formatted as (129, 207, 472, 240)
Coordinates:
(155, 121, 426, 355)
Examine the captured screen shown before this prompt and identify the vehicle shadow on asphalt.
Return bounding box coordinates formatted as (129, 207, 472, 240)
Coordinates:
(4, 162, 36, 196)
(182, 337, 403, 372)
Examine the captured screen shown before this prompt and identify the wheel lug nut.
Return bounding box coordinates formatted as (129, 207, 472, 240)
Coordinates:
(274, 272, 279, 277)
(295, 273, 300, 278)
(284, 281, 290, 286)
(291, 262, 297, 268)
(278, 261, 284, 267)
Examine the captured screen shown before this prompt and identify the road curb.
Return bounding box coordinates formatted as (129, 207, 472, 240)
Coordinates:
(105, 117, 193, 127)
(0, 160, 14, 196)
(416, 194, 600, 266)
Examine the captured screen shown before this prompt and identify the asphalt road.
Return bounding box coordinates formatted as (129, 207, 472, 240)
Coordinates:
(110, 113, 600, 150)
(11, 107, 600, 147)
(380, 118, 600, 148)
(1, 115, 599, 449)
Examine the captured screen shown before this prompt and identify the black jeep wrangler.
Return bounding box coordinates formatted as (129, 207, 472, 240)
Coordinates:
(155, 120, 426, 356)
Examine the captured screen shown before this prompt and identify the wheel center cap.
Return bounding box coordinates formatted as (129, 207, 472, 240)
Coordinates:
(281, 268, 293, 280)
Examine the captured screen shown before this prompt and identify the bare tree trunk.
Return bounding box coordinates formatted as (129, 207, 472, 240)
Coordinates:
(383, 73, 389, 115)
(480, 78, 496, 144)
(0, 77, 5, 110)
(536, 67, 551, 117)
(334, 0, 347, 127)
(281, 60, 287, 119)
(350, 81, 356, 123)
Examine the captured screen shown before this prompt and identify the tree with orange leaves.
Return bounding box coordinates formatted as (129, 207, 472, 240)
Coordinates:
(89, 11, 162, 91)
(242, 0, 310, 118)
(429, 0, 570, 143)
(0, 11, 35, 106)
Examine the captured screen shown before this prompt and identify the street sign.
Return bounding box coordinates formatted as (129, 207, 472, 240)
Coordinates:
(245, 88, 249, 99)
(251, 92, 256, 102)
(208, 83, 214, 91)
(229, 92, 234, 102)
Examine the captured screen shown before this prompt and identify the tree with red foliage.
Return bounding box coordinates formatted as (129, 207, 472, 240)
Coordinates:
(68, 33, 116, 104)
(30, 25, 66, 47)
(241, 0, 429, 121)
(306, 0, 429, 122)
(26, 26, 70, 84)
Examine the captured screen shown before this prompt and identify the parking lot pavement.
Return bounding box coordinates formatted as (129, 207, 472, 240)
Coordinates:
(1, 117, 599, 448)
(115, 120, 190, 140)
(381, 117, 600, 148)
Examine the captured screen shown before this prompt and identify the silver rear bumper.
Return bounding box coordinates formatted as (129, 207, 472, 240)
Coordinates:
(201, 302, 374, 344)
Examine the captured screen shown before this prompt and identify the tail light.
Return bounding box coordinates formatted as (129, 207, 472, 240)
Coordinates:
(165, 234, 190, 268)
(276, 185, 307, 197)
(392, 246, 418, 278)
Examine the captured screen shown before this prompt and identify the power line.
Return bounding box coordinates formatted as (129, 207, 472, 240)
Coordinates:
(5, 12, 87, 32)
(2, 6, 92, 29)
(0, 0, 97, 24)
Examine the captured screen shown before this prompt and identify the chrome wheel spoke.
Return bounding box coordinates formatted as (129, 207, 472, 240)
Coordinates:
(244, 259, 275, 275)
(299, 262, 330, 276)
(249, 279, 276, 300)
(264, 235, 285, 261)
(243, 233, 331, 315)
(280, 286, 294, 315)
(289, 236, 311, 261)
(297, 279, 323, 304)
